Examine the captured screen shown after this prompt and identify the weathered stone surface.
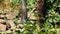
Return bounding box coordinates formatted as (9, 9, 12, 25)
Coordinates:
(0, 19, 5, 23)
(7, 20, 15, 28)
(11, 10, 19, 15)
(0, 10, 3, 14)
(17, 24, 23, 29)
(28, 12, 36, 20)
(0, 4, 4, 14)
(6, 13, 15, 19)
(6, 10, 19, 19)
(6, 29, 12, 33)
(0, 14, 4, 18)
(0, 23, 6, 32)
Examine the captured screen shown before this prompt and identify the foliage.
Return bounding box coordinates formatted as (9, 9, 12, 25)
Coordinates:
(0, 0, 60, 34)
